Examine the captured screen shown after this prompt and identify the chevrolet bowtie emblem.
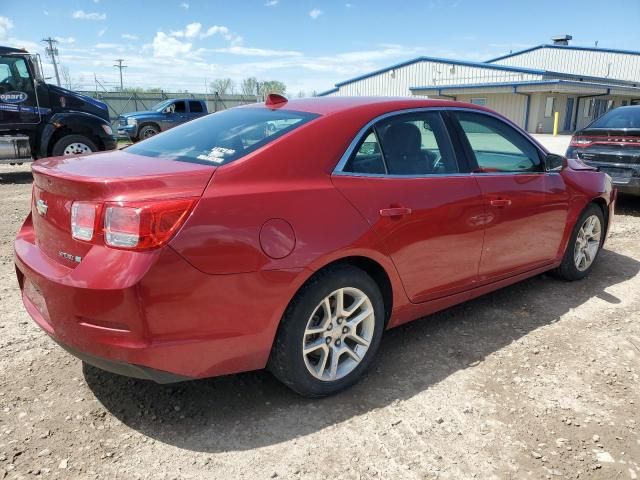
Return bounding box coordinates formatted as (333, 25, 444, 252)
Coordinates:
(36, 199, 48, 216)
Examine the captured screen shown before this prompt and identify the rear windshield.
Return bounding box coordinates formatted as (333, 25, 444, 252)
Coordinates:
(590, 107, 640, 129)
(126, 107, 319, 165)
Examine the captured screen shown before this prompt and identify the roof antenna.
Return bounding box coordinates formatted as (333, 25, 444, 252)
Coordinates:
(265, 93, 288, 107)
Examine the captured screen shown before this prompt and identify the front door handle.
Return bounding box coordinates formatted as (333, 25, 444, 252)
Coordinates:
(380, 207, 412, 217)
(490, 199, 512, 207)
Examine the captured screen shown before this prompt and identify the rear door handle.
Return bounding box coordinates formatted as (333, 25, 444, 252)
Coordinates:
(380, 207, 412, 217)
(490, 199, 512, 207)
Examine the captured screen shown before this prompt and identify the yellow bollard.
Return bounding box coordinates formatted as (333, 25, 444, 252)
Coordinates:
(553, 111, 559, 136)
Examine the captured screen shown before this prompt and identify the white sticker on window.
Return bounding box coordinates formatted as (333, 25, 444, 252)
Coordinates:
(196, 146, 236, 163)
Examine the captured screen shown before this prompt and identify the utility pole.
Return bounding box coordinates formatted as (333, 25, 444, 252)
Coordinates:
(41, 37, 61, 86)
(113, 59, 127, 91)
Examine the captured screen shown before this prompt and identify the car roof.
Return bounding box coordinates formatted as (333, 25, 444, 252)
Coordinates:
(245, 96, 490, 116)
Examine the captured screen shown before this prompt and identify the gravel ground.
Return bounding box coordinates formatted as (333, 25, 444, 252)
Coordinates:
(0, 163, 639, 480)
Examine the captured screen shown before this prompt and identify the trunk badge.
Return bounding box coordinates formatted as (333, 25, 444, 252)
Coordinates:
(36, 199, 48, 216)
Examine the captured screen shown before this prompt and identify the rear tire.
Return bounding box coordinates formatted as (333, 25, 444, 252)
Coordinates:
(52, 135, 98, 157)
(554, 204, 604, 281)
(269, 265, 385, 397)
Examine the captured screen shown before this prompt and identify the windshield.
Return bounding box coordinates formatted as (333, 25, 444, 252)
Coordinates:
(590, 107, 640, 129)
(152, 99, 174, 112)
(126, 107, 320, 165)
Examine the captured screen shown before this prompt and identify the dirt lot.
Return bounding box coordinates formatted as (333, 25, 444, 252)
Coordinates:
(0, 163, 639, 480)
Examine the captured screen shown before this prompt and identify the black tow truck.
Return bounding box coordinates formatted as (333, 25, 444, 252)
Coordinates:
(0, 46, 116, 164)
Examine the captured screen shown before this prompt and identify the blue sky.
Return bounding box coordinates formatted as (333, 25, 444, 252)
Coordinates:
(2, 0, 640, 95)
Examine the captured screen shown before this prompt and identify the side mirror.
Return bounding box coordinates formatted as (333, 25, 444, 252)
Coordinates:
(546, 153, 567, 171)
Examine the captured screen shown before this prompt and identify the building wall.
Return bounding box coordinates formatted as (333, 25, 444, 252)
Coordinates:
(453, 94, 528, 129)
(328, 60, 544, 96)
(490, 47, 640, 84)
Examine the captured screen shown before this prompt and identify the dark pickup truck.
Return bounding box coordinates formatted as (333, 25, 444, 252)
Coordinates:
(117, 98, 208, 141)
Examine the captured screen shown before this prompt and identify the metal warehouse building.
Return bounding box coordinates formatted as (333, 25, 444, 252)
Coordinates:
(319, 36, 640, 134)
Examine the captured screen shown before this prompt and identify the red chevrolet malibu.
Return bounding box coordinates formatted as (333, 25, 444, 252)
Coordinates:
(15, 96, 614, 397)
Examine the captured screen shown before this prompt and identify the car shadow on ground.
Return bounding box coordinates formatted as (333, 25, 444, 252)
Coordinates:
(616, 195, 640, 217)
(85, 246, 640, 453)
(0, 169, 33, 185)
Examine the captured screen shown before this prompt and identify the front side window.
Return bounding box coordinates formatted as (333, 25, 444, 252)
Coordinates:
(126, 107, 319, 165)
(173, 101, 186, 113)
(454, 111, 542, 173)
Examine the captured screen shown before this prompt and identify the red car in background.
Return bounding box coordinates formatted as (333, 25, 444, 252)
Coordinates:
(15, 96, 614, 397)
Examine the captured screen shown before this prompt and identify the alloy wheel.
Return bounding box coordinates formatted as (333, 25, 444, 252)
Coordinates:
(574, 214, 602, 272)
(302, 287, 375, 381)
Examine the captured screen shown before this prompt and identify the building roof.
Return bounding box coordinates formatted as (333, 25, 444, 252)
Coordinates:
(331, 56, 548, 89)
(410, 79, 640, 94)
(486, 44, 640, 63)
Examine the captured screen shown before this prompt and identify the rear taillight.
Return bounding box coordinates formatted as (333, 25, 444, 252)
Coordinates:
(71, 198, 196, 250)
(71, 202, 100, 241)
(104, 199, 196, 250)
(569, 136, 593, 147)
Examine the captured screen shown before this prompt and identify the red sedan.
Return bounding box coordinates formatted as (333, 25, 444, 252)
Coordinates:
(15, 96, 615, 397)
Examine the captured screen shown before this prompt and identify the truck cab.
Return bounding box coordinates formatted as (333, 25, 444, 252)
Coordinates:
(0, 46, 117, 164)
(117, 98, 208, 142)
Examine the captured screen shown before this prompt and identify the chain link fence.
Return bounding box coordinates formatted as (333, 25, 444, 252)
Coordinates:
(78, 91, 260, 122)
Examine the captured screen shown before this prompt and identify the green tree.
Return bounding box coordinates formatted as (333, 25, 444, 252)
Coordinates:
(259, 80, 286, 96)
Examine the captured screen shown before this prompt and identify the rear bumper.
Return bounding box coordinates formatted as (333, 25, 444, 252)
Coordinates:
(581, 160, 640, 195)
(14, 214, 306, 381)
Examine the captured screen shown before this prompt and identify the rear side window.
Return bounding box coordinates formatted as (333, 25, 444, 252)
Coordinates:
(590, 107, 640, 128)
(126, 108, 319, 165)
(344, 111, 458, 175)
(454, 111, 542, 173)
(189, 101, 204, 113)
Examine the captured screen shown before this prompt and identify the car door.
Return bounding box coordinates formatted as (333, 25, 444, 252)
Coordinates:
(449, 110, 570, 283)
(0, 55, 40, 126)
(332, 110, 487, 303)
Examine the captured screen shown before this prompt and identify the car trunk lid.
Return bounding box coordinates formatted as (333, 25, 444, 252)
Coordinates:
(30, 150, 216, 268)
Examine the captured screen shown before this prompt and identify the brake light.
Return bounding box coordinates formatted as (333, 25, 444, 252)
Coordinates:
(569, 136, 593, 147)
(71, 202, 100, 241)
(104, 198, 196, 250)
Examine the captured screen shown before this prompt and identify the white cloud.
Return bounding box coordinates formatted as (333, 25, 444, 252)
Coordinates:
(0, 16, 13, 41)
(95, 43, 121, 49)
(214, 46, 302, 57)
(72, 10, 107, 21)
(152, 31, 192, 57)
(345, 3, 353, 7)
(98, 28, 107, 37)
(180, 2, 189, 9)
(43, 10, 49, 16)
(265, 0, 279, 6)
(309, 9, 322, 19)
(171, 22, 202, 38)
(55, 37, 76, 44)
(122, 33, 139, 41)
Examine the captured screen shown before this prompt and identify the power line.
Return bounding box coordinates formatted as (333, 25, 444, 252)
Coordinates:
(113, 59, 127, 91)
(41, 37, 61, 87)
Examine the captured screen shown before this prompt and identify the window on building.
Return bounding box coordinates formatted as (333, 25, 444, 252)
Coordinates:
(454, 111, 542, 173)
(622, 100, 629, 106)
(470, 98, 487, 106)
(584, 99, 594, 117)
(544, 97, 555, 118)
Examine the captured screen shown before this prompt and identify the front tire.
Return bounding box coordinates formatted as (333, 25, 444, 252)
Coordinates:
(137, 124, 159, 141)
(554, 204, 604, 281)
(52, 135, 98, 157)
(269, 265, 385, 397)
